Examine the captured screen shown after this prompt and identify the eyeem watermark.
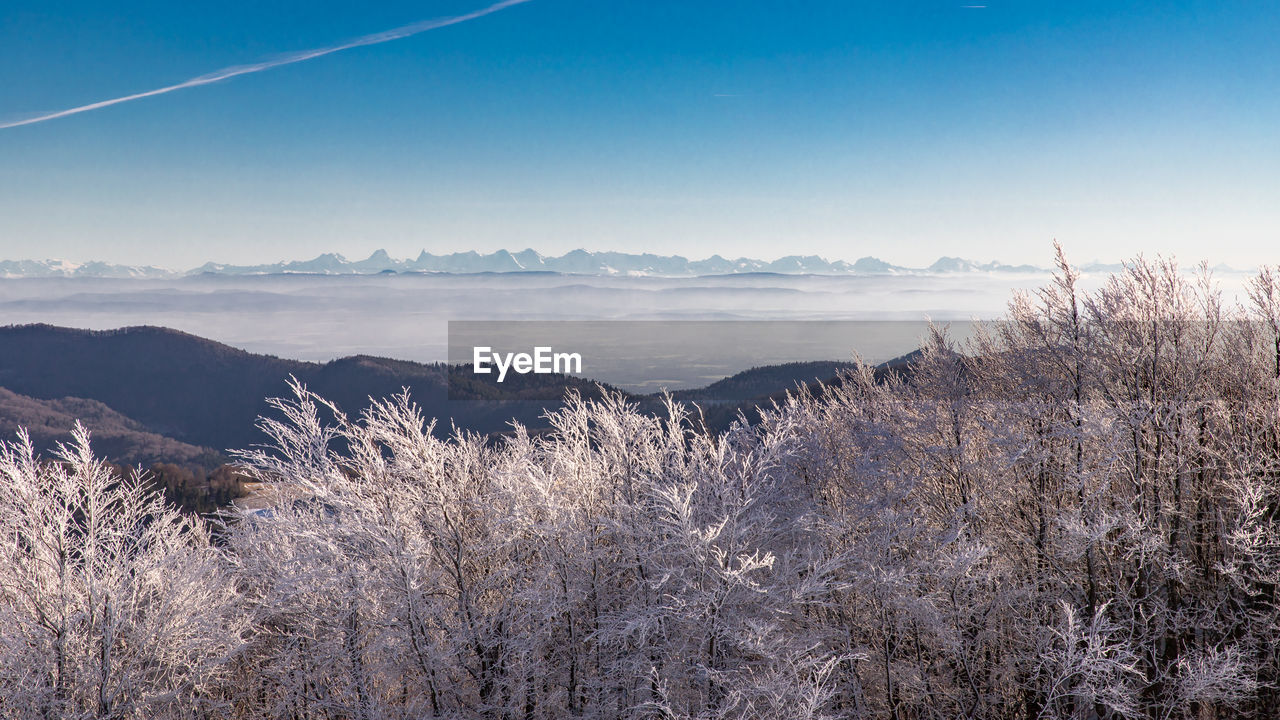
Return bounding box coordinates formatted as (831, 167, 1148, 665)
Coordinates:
(473, 346, 583, 382)
(447, 319, 953, 401)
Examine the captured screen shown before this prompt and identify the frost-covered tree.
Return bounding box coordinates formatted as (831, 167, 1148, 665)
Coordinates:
(0, 425, 246, 720)
(223, 382, 848, 719)
(10, 249, 1280, 719)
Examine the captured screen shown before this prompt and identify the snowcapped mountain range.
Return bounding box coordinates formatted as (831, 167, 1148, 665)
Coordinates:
(0, 249, 1062, 279)
(0, 258, 175, 279)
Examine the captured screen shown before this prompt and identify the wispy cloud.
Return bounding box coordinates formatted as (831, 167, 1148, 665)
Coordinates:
(0, 0, 531, 131)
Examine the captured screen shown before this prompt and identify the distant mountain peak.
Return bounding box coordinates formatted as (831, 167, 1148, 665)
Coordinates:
(0, 250, 1057, 278)
(0, 258, 176, 279)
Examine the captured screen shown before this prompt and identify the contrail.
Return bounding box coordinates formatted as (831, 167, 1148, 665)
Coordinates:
(0, 0, 531, 131)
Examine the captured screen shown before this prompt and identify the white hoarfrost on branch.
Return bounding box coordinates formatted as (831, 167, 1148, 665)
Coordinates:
(4, 252, 1280, 718)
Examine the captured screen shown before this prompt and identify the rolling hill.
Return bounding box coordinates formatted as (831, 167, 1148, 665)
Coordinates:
(0, 324, 919, 466)
(0, 386, 219, 467)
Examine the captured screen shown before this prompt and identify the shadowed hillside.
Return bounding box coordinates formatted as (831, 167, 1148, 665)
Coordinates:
(0, 324, 916, 460)
(669, 360, 858, 406)
(0, 325, 314, 452)
(0, 325, 588, 451)
(0, 386, 220, 467)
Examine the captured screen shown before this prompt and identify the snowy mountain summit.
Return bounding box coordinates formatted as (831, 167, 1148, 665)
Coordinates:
(0, 250, 1054, 278)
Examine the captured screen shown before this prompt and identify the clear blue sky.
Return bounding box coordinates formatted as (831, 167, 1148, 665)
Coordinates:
(1, 0, 1277, 268)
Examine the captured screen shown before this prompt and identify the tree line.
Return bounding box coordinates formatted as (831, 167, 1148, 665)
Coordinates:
(4, 248, 1280, 718)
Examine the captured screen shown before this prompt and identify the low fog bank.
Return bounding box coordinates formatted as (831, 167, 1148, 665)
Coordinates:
(0, 270, 1255, 370)
(0, 272, 1046, 361)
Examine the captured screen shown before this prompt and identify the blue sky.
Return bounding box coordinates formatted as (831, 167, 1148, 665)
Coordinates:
(1, 0, 1277, 268)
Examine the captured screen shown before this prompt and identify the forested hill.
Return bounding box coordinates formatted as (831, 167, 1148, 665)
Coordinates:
(0, 325, 317, 452)
(0, 324, 888, 459)
(0, 325, 610, 453)
(668, 360, 858, 407)
(0, 386, 219, 467)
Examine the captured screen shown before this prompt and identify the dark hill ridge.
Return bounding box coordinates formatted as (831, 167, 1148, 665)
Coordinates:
(688, 351, 921, 430)
(0, 386, 219, 468)
(0, 325, 318, 452)
(669, 360, 858, 407)
(0, 325, 631, 454)
(0, 324, 921, 461)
